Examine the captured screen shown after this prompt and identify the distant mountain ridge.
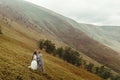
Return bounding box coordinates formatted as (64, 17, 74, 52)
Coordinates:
(75, 24, 120, 53)
(0, 0, 120, 74)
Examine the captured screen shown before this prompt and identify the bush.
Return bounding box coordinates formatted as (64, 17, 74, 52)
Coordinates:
(96, 66, 112, 79)
(86, 63, 94, 72)
(111, 75, 120, 80)
(38, 39, 45, 49)
(75, 57, 83, 66)
(63, 47, 82, 66)
(38, 39, 55, 53)
(56, 47, 64, 58)
(44, 40, 55, 53)
(94, 66, 99, 74)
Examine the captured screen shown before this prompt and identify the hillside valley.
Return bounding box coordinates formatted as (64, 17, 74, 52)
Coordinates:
(0, 0, 120, 80)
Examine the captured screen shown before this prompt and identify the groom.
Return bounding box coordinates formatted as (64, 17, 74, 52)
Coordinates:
(36, 50, 45, 73)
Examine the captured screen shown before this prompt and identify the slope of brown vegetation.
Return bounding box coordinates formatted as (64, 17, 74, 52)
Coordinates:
(0, 15, 102, 80)
(0, 0, 119, 74)
(58, 27, 120, 73)
(0, 31, 102, 80)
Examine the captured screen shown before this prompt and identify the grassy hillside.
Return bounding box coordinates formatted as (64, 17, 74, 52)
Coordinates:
(0, 0, 120, 76)
(0, 19, 102, 80)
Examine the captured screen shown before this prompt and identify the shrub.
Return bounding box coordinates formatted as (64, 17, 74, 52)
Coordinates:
(56, 47, 65, 58)
(86, 63, 94, 72)
(111, 75, 120, 80)
(38, 39, 45, 50)
(38, 39, 55, 53)
(94, 66, 99, 74)
(63, 47, 82, 66)
(44, 40, 55, 53)
(96, 66, 112, 79)
(75, 57, 83, 66)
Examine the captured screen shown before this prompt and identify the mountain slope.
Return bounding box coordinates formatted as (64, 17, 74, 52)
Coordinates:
(0, 16, 102, 80)
(0, 0, 120, 74)
(73, 24, 120, 53)
(101, 26, 120, 51)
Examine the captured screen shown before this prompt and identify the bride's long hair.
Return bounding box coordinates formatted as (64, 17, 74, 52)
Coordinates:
(32, 51, 37, 59)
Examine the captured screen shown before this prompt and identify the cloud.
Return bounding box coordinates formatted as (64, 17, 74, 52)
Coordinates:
(25, 0, 120, 26)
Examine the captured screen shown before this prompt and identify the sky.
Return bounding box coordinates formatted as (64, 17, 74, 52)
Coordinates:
(24, 0, 120, 26)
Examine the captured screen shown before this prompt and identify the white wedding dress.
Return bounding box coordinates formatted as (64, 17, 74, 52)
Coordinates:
(28, 55, 37, 70)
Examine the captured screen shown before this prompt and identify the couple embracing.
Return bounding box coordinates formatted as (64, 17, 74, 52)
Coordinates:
(29, 49, 44, 73)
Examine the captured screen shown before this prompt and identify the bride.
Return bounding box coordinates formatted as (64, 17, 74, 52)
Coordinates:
(28, 51, 38, 70)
